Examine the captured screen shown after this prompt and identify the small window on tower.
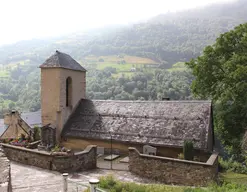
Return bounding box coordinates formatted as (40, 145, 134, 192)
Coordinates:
(66, 77, 72, 107)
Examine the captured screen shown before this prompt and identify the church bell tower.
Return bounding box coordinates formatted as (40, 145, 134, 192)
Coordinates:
(39, 50, 86, 142)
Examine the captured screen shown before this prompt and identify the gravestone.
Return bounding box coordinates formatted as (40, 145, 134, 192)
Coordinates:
(97, 147, 104, 155)
(104, 154, 120, 161)
(119, 156, 129, 163)
(143, 145, 157, 155)
(38, 124, 56, 151)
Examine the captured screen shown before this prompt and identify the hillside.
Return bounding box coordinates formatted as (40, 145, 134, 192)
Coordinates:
(1, 1, 247, 67)
(0, 0, 247, 116)
(84, 0, 247, 67)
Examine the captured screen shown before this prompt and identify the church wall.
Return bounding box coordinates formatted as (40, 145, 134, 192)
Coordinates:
(62, 138, 210, 161)
(41, 68, 86, 142)
(41, 68, 61, 129)
(59, 69, 86, 129)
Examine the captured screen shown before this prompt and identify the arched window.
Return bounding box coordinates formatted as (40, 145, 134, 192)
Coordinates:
(66, 77, 72, 107)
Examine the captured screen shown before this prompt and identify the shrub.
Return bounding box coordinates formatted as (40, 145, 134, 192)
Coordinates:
(33, 126, 41, 141)
(219, 157, 247, 174)
(178, 153, 184, 159)
(51, 145, 61, 152)
(183, 140, 194, 160)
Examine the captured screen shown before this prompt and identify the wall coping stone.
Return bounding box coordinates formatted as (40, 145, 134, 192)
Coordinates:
(1, 143, 52, 156)
(128, 147, 218, 166)
(1, 143, 97, 158)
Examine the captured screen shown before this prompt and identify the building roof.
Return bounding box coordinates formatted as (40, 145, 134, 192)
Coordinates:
(20, 111, 42, 128)
(39, 50, 86, 72)
(62, 99, 212, 150)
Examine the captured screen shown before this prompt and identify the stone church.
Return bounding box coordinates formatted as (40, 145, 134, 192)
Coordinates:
(3, 50, 215, 158)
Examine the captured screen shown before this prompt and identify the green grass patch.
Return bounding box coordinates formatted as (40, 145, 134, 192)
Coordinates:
(167, 62, 188, 72)
(97, 175, 185, 192)
(0, 70, 9, 77)
(83, 174, 247, 192)
(220, 172, 247, 185)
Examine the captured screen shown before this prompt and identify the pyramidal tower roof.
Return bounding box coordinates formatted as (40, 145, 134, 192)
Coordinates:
(39, 50, 86, 72)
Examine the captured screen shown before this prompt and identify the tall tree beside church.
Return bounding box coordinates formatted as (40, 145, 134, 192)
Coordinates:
(186, 23, 247, 158)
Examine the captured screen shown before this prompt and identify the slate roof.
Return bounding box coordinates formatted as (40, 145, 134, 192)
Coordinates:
(62, 99, 213, 150)
(20, 110, 42, 128)
(39, 50, 86, 72)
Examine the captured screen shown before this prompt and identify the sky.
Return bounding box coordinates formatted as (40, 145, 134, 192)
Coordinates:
(0, 0, 235, 45)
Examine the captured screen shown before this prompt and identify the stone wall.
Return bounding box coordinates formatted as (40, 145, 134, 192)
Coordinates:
(0, 148, 11, 192)
(1, 144, 97, 172)
(129, 147, 218, 186)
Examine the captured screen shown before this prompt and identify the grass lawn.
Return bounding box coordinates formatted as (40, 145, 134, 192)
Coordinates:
(220, 172, 247, 185)
(83, 173, 247, 192)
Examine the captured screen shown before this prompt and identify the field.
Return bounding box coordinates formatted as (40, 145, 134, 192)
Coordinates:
(83, 55, 159, 78)
(85, 55, 158, 64)
(167, 62, 188, 72)
(0, 70, 9, 78)
(0, 60, 30, 77)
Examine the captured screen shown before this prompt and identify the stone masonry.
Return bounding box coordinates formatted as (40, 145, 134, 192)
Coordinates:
(0, 148, 11, 192)
(40, 68, 86, 143)
(129, 147, 218, 186)
(1, 144, 97, 173)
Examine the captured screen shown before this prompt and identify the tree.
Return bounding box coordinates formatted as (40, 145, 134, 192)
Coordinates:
(186, 23, 247, 158)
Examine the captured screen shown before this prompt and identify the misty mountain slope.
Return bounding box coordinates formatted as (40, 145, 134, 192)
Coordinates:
(0, 0, 246, 67)
(1, 0, 247, 117)
(84, 0, 247, 66)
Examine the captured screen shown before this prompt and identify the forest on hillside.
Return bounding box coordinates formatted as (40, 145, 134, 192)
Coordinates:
(0, 0, 247, 118)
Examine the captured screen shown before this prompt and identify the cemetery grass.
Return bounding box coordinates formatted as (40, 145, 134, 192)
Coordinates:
(82, 174, 247, 192)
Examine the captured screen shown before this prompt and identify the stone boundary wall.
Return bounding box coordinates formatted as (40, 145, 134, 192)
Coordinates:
(1, 144, 97, 173)
(128, 147, 218, 186)
(0, 148, 12, 192)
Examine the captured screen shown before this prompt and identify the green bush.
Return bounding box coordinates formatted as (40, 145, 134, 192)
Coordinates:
(33, 126, 41, 141)
(219, 157, 247, 174)
(183, 140, 194, 161)
(178, 153, 184, 159)
(99, 175, 117, 189)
